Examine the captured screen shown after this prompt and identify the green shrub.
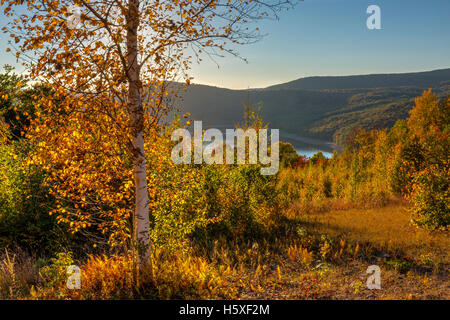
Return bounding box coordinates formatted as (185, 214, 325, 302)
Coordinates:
(191, 163, 282, 243)
(278, 142, 300, 168)
(385, 258, 414, 274)
(409, 165, 449, 230)
(0, 141, 69, 253)
(40, 252, 74, 289)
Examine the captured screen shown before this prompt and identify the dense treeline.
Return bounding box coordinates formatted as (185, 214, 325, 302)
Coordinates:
(279, 88, 449, 230)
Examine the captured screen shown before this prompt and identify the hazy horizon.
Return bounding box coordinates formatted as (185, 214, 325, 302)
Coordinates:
(189, 66, 450, 90)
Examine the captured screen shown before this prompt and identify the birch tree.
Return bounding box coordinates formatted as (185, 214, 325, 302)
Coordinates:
(1, 0, 296, 266)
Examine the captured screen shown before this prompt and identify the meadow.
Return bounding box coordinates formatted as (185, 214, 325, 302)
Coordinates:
(1, 198, 447, 299)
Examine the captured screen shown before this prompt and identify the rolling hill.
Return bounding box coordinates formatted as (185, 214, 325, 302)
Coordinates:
(172, 68, 450, 146)
(265, 68, 450, 90)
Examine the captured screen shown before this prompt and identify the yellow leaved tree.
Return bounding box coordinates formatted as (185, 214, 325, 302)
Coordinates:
(2, 0, 296, 266)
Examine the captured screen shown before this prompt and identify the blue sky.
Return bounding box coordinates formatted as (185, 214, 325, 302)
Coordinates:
(189, 0, 450, 88)
(1, 0, 449, 89)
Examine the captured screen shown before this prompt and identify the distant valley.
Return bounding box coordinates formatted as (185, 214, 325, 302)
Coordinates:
(172, 68, 450, 149)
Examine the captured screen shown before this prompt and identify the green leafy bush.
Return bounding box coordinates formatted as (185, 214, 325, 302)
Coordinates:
(0, 140, 69, 253)
(40, 252, 74, 289)
(409, 165, 449, 230)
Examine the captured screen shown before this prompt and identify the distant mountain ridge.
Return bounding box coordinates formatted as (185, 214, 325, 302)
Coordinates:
(173, 68, 450, 146)
(265, 68, 450, 90)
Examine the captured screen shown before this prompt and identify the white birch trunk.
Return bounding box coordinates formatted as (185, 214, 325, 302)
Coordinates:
(127, 0, 151, 267)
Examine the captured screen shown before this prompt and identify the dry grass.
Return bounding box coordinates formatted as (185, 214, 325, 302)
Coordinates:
(0, 249, 40, 299)
(302, 201, 449, 264)
(0, 201, 448, 300)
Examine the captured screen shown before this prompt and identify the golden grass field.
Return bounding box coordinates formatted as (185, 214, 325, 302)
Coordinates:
(304, 201, 449, 264)
(293, 201, 449, 299)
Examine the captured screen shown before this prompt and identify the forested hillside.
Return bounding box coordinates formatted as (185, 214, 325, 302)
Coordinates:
(176, 69, 450, 145)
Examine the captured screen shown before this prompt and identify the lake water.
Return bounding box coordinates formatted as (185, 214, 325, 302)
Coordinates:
(197, 126, 338, 159)
(294, 147, 333, 159)
(278, 131, 338, 159)
(203, 141, 334, 159)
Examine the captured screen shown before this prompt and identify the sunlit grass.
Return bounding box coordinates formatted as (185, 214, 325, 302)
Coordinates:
(302, 201, 449, 265)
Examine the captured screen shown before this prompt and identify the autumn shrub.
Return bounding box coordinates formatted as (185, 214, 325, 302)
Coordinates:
(0, 141, 69, 253)
(149, 249, 231, 299)
(390, 91, 450, 230)
(37, 250, 230, 300)
(390, 139, 425, 194)
(72, 254, 134, 299)
(39, 251, 75, 290)
(310, 152, 327, 165)
(140, 124, 284, 251)
(149, 161, 211, 251)
(278, 141, 300, 168)
(408, 165, 449, 230)
(0, 69, 73, 254)
(287, 244, 313, 267)
(228, 165, 282, 235)
(0, 143, 22, 221)
(192, 163, 283, 243)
